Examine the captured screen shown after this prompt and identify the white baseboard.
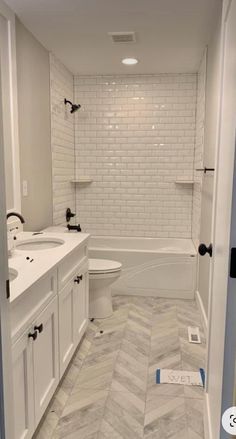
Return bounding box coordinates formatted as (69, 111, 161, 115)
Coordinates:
(195, 290, 208, 336)
(204, 393, 213, 439)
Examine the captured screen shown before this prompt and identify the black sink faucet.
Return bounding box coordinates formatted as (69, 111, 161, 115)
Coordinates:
(6, 212, 25, 224)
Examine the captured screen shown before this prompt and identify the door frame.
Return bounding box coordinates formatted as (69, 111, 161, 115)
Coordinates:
(204, 0, 236, 437)
(0, 0, 21, 213)
(0, 45, 15, 439)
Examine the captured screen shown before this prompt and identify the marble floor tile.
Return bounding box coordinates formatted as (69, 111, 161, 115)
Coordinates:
(144, 394, 187, 439)
(35, 296, 206, 439)
(181, 340, 206, 372)
(186, 398, 205, 438)
(53, 388, 108, 439)
(100, 391, 145, 439)
(72, 354, 116, 392)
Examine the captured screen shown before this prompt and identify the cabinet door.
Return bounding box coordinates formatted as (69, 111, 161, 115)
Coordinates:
(12, 332, 34, 439)
(59, 280, 76, 377)
(33, 296, 59, 426)
(74, 263, 89, 345)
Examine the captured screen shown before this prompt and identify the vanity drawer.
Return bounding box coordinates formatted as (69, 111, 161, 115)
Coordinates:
(11, 270, 57, 344)
(58, 244, 88, 290)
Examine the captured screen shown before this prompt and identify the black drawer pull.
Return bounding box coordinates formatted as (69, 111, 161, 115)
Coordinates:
(34, 324, 43, 333)
(28, 331, 38, 341)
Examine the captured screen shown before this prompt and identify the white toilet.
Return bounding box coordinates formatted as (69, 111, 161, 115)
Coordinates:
(89, 258, 122, 319)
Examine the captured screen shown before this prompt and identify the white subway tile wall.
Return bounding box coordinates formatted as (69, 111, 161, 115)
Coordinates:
(74, 74, 197, 237)
(192, 53, 206, 244)
(50, 54, 75, 225)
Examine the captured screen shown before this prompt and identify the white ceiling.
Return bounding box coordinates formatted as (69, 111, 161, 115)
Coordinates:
(6, 0, 221, 75)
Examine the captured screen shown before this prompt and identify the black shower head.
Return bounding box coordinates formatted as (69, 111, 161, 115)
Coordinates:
(64, 98, 81, 113)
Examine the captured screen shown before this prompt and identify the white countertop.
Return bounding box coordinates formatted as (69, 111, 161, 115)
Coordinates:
(8, 231, 90, 303)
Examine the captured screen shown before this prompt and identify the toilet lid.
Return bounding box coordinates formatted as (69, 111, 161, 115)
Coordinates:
(89, 258, 122, 274)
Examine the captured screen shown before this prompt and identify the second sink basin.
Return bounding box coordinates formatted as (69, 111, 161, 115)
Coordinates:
(16, 238, 65, 251)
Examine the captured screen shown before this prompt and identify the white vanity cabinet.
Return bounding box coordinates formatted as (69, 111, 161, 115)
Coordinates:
(74, 262, 89, 345)
(32, 296, 59, 425)
(58, 258, 89, 376)
(12, 296, 59, 439)
(12, 329, 34, 439)
(11, 239, 89, 439)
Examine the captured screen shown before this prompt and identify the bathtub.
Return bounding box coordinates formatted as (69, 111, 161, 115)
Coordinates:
(89, 237, 197, 299)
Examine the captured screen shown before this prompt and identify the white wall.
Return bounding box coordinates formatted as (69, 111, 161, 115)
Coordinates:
(50, 54, 75, 226)
(16, 18, 53, 230)
(74, 74, 197, 237)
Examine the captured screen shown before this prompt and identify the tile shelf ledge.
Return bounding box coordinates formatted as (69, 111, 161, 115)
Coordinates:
(70, 178, 93, 183)
(175, 180, 195, 185)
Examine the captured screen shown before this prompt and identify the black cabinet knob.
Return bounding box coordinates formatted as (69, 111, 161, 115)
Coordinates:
(34, 323, 43, 333)
(198, 243, 213, 257)
(78, 275, 83, 281)
(28, 330, 38, 341)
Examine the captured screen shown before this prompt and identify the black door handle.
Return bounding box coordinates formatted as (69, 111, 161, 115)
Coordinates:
(198, 243, 213, 257)
(28, 330, 38, 341)
(34, 323, 43, 334)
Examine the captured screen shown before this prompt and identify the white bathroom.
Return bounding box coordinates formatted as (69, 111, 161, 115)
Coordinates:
(0, 0, 236, 438)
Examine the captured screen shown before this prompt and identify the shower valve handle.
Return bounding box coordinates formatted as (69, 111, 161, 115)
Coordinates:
(66, 208, 76, 222)
(198, 243, 213, 258)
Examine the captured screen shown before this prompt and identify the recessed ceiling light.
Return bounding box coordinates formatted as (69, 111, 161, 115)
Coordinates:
(122, 58, 138, 65)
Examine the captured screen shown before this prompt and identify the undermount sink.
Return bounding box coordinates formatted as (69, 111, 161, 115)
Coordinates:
(9, 268, 18, 282)
(16, 238, 65, 251)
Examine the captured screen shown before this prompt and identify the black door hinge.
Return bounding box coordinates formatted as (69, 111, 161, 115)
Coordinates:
(230, 248, 236, 278)
(6, 279, 10, 299)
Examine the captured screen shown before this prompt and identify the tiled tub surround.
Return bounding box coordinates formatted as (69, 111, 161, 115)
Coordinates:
(35, 295, 206, 439)
(74, 74, 197, 238)
(50, 54, 75, 226)
(89, 236, 197, 299)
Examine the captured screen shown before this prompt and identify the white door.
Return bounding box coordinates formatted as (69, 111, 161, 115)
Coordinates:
(205, 0, 236, 438)
(0, 4, 16, 438)
(74, 263, 89, 344)
(59, 280, 77, 376)
(12, 333, 34, 439)
(33, 296, 59, 426)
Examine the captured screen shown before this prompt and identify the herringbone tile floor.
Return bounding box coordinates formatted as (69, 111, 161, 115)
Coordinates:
(34, 296, 206, 439)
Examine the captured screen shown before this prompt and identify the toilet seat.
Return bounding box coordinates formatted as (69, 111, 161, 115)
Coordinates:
(89, 258, 122, 275)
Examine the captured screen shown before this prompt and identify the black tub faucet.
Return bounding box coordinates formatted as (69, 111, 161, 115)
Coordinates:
(6, 212, 25, 224)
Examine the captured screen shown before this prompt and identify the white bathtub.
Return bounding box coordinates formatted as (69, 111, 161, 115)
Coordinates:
(89, 237, 197, 299)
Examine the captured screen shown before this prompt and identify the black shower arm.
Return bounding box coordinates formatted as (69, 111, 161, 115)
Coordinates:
(64, 98, 73, 106)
